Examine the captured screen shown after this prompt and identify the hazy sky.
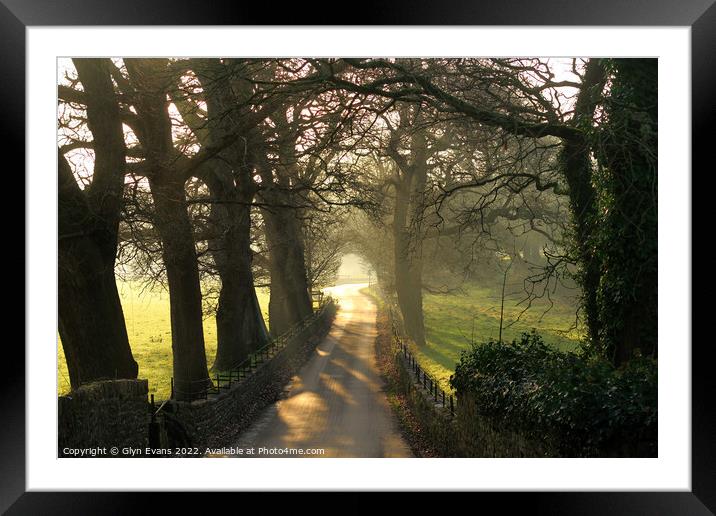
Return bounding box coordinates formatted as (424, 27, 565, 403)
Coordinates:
(336, 253, 372, 278)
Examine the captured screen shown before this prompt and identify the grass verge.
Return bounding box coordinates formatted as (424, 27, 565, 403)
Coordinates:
(365, 282, 583, 394)
(365, 289, 437, 458)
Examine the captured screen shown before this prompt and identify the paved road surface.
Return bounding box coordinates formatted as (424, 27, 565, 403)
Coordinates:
(228, 283, 413, 458)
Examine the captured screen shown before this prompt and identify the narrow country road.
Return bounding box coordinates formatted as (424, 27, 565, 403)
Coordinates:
(228, 283, 413, 458)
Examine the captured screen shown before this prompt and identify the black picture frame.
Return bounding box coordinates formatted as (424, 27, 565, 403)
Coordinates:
(4, 0, 712, 513)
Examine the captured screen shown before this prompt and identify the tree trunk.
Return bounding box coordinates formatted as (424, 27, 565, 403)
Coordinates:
(58, 236, 138, 388)
(213, 274, 269, 369)
(389, 125, 428, 346)
(254, 148, 312, 337)
(262, 205, 313, 336)
(393, 179, 427, 346)
(189, 58, 271, 369)
(394, 258, 426, 346)
(561, 133, 602, 347)
(205, 171, 270, 371)
(149, 177, 210, 400)
(58, 59, 138, 389)
(560, 58, 607, 349)
(597, 59, 658, 366)
(125, 58, 211, 399)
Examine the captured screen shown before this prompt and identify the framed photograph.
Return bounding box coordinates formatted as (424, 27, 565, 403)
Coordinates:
(6, 0, 712, 512)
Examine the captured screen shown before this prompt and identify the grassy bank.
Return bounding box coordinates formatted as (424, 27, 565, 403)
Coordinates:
(58, 281, 270, 400)
(367, 282, 584, 393)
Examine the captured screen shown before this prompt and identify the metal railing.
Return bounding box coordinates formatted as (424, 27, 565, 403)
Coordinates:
(389, 307, 456, 417)
(169, 297, 334, 402)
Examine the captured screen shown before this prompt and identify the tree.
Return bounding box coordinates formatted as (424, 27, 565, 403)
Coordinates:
(123, 58, 211, 399)
(593, 59, 658, 365)
(557, 59, 607, 347)
(58, 58, 138, 389)
(174, 58, 272, 371)
(303, 209, 347, 289)
(255, 120, 314, 335)
(383, 106, 431, 346)
(312, 57, 656, 365)
(253, 79, 369, 335)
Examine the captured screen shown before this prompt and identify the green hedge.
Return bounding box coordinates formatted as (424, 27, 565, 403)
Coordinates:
(450, 332, 657, 456)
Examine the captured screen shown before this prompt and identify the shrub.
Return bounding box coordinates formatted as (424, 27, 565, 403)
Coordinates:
(450, 331, 657, 456)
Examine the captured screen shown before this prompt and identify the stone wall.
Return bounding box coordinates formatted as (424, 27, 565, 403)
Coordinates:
(392, 351, 459, 456)
(161, 301, 337, 451)
(58, 379, 149, 457)
(57, 302, 336, 457)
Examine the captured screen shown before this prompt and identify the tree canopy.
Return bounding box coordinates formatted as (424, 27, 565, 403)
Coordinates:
(58, 57, 658, 399)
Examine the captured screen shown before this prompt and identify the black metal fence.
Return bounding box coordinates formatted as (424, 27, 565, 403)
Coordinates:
(389, 307, 456, 417)
(169, 297, 333, 402)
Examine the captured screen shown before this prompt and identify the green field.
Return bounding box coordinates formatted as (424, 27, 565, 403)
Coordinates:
(58, 281, 270, 400)
(401, 283, 583, 393)
(59, 278, 582, 400)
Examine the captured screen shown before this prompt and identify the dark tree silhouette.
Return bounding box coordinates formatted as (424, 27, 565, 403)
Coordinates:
(58, 58, 138, 389)
(175, 58, 272, 371)
(123, 58, 211, 399)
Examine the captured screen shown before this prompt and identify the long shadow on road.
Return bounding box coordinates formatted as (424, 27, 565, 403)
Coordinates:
(225, 283, 413, 458)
